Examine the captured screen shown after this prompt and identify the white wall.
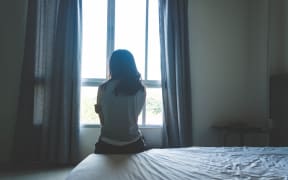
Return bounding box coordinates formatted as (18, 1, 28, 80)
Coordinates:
(189, 0, 269, 146)
(246, 0, 269, 146)
(0, 0, 28, 163)
(269, 0, 288, 75)
(285, 0, 288, 68)
(247, 0, 269, 125)
(269, 0, 288, 146)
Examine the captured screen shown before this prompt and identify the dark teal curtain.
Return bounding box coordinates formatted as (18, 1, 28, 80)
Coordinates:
(13, 0, 82, 164)
(159, 0, 193, 147)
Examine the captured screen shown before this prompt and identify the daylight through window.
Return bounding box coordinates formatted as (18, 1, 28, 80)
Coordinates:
(80, 0, 162, 126)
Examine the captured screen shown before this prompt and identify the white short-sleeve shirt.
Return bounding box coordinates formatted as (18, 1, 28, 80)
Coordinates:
(96, 80, 146, 145)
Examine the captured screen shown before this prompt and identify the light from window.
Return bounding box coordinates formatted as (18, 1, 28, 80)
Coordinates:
(81, 0, 107, 79)
(114, 0, 146, 76)
(80, 0, 162, 126)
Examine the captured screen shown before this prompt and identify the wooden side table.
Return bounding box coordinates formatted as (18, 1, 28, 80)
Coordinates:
(212, 122, 271, 146)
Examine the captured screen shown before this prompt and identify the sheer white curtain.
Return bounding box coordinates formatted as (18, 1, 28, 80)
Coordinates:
(159, 0, 193, 147)
(13, 0, 82, 164)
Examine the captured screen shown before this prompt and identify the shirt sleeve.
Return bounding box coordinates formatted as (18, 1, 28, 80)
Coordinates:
(95, 84, 104, 125)
(95, 85, 102, 113)
(135, 88, 146, 115)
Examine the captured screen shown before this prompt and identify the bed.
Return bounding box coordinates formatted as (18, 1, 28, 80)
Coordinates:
(66, 147, 288, 180)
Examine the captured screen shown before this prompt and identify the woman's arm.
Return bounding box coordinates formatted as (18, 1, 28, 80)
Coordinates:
(95, 85, 104, 125)
(135, 88, 146, 123)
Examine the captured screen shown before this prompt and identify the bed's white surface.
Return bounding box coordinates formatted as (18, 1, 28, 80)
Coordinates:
(66, 147, 288, 180)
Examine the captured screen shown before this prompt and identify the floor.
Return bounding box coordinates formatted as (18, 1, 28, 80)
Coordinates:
(0, 166, 74, 180)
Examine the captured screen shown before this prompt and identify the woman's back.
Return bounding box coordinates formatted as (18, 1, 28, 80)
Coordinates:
(98, 80, 146, 145)
(94, 49, 146, 153)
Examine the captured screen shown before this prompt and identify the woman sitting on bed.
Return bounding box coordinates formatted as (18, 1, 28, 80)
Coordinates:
(94, 49, 146, 154)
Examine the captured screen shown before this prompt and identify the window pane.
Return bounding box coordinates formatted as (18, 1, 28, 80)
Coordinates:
(147, 0, 161, 80)
(80, 0, 163, 126)
(81, 0, 107, 78)
(80, 86, 100, 124)
(146, 88, 163, 125)
(114, 0, 146, 77)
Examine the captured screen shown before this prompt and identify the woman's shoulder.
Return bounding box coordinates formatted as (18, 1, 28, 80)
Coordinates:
(99, 79, 119, 91)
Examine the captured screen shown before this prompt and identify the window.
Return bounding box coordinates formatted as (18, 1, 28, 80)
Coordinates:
(80, 0, 162, 126)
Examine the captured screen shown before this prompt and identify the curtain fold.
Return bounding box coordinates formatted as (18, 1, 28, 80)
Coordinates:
(159, 0, 193, 147)
(13, 0, 82, 164)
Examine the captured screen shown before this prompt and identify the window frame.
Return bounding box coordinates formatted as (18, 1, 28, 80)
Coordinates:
(80, 0, 162, 127)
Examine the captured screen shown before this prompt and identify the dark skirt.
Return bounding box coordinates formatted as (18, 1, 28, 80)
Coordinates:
(94, 137, 146, 154)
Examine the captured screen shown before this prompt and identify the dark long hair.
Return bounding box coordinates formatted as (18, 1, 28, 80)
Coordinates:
(109, 49, 144, 96)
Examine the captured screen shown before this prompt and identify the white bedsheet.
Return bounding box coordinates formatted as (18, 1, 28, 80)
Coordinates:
(66, 147, 288, 180)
